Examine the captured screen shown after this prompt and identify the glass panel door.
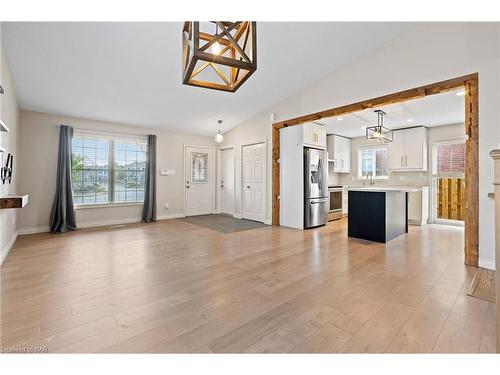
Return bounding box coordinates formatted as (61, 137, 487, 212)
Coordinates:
(431, 141, 466, 224)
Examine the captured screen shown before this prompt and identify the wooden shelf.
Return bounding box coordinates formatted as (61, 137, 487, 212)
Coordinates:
(0, 195, 29, 209)
(0, 119, 9, 132)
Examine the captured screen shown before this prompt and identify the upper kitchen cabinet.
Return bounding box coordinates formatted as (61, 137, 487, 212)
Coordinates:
(387, 126, 427, 171)
(327, 135, 351, 173)
(302, 122, 326, 149)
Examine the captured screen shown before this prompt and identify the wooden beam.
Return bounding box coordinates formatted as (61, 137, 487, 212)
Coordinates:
(272, 74, 478, 129)
(272, 125, 281, 225)
(272, 73, 480, 269)
(464, 76, 479, 266)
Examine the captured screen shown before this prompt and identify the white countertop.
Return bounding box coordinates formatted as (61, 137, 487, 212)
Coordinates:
(347, 186, 425, 193)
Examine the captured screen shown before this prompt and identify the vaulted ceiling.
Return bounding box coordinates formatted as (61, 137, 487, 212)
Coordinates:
(2, 22, 414, 136)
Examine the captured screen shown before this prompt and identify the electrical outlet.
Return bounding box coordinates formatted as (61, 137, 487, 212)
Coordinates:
(164, 202, 169, 210)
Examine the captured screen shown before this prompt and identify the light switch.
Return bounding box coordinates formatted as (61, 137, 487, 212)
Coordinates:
(160, 169, 176, 176)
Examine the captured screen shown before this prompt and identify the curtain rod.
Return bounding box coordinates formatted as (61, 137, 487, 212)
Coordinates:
(55, 124, 151, 139)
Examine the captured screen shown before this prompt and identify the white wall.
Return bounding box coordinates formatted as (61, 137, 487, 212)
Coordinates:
(221, 23, 500, 269)
(17, 110, 215, 234)
(218, 111, 272, 223)
(0, 38, 20, 264)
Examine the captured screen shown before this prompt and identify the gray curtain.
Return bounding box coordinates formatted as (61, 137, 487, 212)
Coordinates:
(49, 125, 77, 233)
(142, 134, 157, 222)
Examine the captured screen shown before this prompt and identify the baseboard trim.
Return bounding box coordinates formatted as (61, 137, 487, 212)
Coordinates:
(1, 232, 18, 265)
(156, 213, 185, 221)
(17, 214, 187, 236)
(479, 258, 495, 271)
(17, 226, 50, 235)
(264, 219, 272, 225)
(18, 217, 143, 235)
(78, 217, 142, 229)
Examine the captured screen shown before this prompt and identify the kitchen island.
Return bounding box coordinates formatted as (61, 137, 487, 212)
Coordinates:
(347, 186, 422, 243)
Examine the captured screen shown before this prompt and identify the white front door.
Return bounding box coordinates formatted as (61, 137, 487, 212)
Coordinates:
(242, 142, 266, 223)
(220, 148, 234, 215)
(185, 146, 214, 216)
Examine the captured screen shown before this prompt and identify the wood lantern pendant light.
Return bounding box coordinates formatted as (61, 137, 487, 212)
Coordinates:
(182, 22, 257, 92)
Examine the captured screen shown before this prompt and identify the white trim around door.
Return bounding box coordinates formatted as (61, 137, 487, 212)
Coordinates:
(216, 146, 236, 216)
(241, 140, 267, 223)
(183, 145, 216, 217)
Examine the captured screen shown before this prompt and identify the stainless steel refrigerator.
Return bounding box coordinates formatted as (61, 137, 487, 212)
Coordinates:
(303, 147, 328, 228)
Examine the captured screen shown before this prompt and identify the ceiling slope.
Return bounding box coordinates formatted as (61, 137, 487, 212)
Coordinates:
(2, 22, 413, 135)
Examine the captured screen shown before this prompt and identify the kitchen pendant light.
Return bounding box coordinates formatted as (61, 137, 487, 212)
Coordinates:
(182, 22, 257, 92)
(366, 110, 393, 143)
(214, 120, 224, 143)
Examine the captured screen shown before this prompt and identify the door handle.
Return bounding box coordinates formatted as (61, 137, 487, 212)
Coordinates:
(400, 156, 403, 167)
(186, 186, 190, 189)
(311, 200, 327, 204)
(405, 155, 408, 167)
(246, 185, 251, 189)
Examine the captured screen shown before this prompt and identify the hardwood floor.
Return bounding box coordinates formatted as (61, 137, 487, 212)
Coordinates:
(0, 217, 495, 353)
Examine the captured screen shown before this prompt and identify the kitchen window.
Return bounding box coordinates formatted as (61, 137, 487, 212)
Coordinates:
(71, 133, 147, 206)
(357, 146, 388, 179)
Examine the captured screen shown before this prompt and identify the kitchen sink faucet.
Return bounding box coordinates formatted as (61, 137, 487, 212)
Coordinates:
(367, 171, 375, 185)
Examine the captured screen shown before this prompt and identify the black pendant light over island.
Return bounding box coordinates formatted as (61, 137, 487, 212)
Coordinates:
(366, 109, 393, 143)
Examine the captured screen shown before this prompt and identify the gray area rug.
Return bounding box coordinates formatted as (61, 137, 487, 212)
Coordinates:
(179, 214, 266, 234)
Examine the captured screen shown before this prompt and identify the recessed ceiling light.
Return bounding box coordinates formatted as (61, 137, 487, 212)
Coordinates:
(407, 119, 413, 122)
(337, 117, 343, 121)
(456, 91, 466, 96)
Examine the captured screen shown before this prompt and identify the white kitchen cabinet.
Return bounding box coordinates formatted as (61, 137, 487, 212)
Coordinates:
(340, 137, 351, 173)
(303, 122, 326, 149)
(326, 135, 335, 161)
(387, 129, 405, 170)
(388, 126, 427, 171)
(408, 187, 429, 225)
(327, 135, 351, 173)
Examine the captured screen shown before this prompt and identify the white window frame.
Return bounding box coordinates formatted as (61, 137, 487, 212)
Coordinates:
(72, 130, 148, 209)
(357, 145, 389, 180)
(429, 138, 466, 226)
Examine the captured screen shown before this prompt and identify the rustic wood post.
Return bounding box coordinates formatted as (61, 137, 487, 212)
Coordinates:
(490, 149, 500, 353)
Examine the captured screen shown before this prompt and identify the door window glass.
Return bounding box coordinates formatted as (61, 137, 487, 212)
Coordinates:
(192, 152, 208, 183)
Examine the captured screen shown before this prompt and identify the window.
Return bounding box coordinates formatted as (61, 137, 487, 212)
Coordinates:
(433, 141, 465, 176)
(71, 134, 146, 206)
(357, 146, 388, 179)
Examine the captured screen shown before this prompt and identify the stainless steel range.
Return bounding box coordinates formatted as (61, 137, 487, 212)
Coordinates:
(328, 186, 343, 221)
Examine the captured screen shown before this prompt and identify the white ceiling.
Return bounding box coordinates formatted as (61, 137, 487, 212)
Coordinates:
(318, 89, 465, 138)
(2, 22, 414, 136)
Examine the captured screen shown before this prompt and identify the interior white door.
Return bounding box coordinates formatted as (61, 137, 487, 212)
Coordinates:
(220, 148, 234, 215)
(242, 143, 266, 223)
(185, 146, 214, 216)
